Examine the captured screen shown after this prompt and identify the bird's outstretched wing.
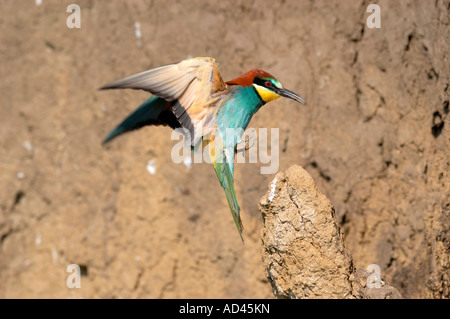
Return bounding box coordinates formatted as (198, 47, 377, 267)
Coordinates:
(101, 57, 227, 146)
(101, 96, 179, 144)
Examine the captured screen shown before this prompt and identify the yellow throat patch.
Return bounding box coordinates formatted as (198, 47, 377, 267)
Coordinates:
(252, 84, 281, 103)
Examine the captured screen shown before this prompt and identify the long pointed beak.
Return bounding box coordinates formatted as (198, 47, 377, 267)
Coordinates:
(279, 88, 306, 104)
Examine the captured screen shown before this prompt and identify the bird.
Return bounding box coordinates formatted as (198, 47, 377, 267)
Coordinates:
(100, 57, 305, 241)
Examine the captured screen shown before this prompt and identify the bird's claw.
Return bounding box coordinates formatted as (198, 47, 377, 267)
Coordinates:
(235, 136, 256, 154)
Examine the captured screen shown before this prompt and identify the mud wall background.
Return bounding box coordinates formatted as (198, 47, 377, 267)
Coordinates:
(0, 0, 448, 298)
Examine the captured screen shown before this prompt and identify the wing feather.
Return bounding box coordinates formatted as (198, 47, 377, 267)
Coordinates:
(100, 57, 227, 145)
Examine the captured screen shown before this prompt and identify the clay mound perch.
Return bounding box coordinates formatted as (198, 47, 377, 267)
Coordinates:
(259, 165, 402, 299)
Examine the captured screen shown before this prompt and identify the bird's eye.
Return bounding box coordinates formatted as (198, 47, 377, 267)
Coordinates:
(265, 81, 272, 87)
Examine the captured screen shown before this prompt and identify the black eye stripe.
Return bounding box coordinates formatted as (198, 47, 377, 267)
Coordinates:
(254, 77, 275, 89)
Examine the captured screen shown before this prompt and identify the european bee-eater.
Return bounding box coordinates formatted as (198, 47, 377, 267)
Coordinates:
(101, 57, 305, 241)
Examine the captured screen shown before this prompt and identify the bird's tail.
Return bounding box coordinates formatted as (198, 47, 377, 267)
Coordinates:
(102, 95, 173, 144)
(213, 161, 244, 242)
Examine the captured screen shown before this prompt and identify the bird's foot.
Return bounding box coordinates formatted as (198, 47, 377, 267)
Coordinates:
(235, 136, 256, 154)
